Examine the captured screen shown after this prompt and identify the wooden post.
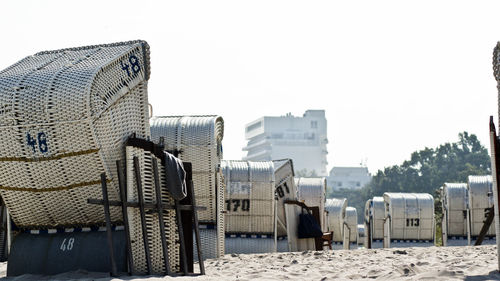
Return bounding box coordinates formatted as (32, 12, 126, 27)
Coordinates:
(100, 173, 118, 277)
(152, 158, 171, 275)
(274, 195, 278, 253)
(182, 163, 204, 274)
(116, 160, 134, 275)
(475, 207, 495, 245)
(175, 200, 188, 275)
(0, 198, 6, 260)
(310, 207, 322, 250)
(467, 208, 472, 245)
(489, 116, 500, 270)
(442, 208, 447, 247)
(180, 163, 195, 273)
(343, 223, 350, 250)
(133, 156, 152, 275)
(366, 217, 372, 249)
(188, 178, 205, 275)
(383, 216, 391, 248)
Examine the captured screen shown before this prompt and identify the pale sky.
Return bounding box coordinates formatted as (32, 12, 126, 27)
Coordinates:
(2, 1, 499, 174)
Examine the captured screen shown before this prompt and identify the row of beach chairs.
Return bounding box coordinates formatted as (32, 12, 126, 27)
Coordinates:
(2, 39, 491, 278)
(0, 40, 361, 277)
(362, 176, 496, 249)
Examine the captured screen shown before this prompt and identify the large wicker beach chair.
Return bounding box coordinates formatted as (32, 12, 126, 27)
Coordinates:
(0, 40, 151, 229)
(150, 115, 225, 259)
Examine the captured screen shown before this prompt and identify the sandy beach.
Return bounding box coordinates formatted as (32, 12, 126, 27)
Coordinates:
(1, 245, 499, 280)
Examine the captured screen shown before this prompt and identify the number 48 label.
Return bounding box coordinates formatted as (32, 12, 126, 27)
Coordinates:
(120, 54, 141, 77)
(26, 132, 48, 153)
(60, 237, 75, 251)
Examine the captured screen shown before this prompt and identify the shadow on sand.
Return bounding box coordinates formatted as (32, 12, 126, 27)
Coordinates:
(464, 270, 500, 281)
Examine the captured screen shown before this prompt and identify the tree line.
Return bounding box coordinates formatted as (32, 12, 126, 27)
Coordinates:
(328, 132, 491, 225)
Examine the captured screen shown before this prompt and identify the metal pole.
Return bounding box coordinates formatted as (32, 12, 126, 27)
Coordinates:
(100, 173, 118, 277)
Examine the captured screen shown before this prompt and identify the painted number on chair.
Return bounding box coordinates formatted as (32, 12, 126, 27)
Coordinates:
(226, 199, 250, 212)
(484, 208, 492, 218)
(26, 132, 48, 153)
(406, 218, 420, 227)
(276, 182, 290, 198)
(60, 237, 75, 251)
(120, 55, 141, 77)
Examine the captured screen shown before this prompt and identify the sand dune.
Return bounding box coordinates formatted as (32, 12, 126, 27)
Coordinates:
(1, 245, 499, 280)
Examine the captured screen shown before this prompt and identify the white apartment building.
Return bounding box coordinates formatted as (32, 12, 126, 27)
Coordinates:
(327, 167, 372, 190)
(242, 110, 328, 176)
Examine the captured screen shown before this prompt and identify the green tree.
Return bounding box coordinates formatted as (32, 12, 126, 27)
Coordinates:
(365, 131, 490, 197)
(328, 132, 491, 224)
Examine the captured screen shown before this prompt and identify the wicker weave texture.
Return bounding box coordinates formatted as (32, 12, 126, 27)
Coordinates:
(150, 115, 225, 258)
(345, 207, 358, 243)
(126, 146, 180, 274)
(357, 224, 365, 247)
(441, 183, 468, 237)
(325, 198, 347, 242)
(371, 197, 385, 240)
(468, 175, 495, 236)
(0, 41, 151, 228)
(216, 170, 225, 257)
(150, 116, 224, 223)
(383, 193, 434, 240)
(222, 160, 275, 234)
(193, 228, 218, 261)
(272, 159, 297, 237)
(296, 177, 327, 231)
(363, 198, 371, 246)
(225, 237, 279, 254)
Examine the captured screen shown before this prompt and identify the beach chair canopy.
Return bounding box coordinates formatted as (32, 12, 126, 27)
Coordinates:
(221, 160, 275, 234)
(383, 192, 434, 240)
(468, 175, 495, 236)
(0, 40, 151, 228)
(441, 182, 468, 236)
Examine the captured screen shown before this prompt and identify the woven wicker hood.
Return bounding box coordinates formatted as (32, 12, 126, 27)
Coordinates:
(0, 40, 151, 228)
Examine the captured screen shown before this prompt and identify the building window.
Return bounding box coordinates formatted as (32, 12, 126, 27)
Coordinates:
(356, 182, 361, 187)
(311, 121, 318, 129)
(304, 132, 315, 140)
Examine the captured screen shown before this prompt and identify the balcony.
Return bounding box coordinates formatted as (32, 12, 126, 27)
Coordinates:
(242, 139, 271, 151)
